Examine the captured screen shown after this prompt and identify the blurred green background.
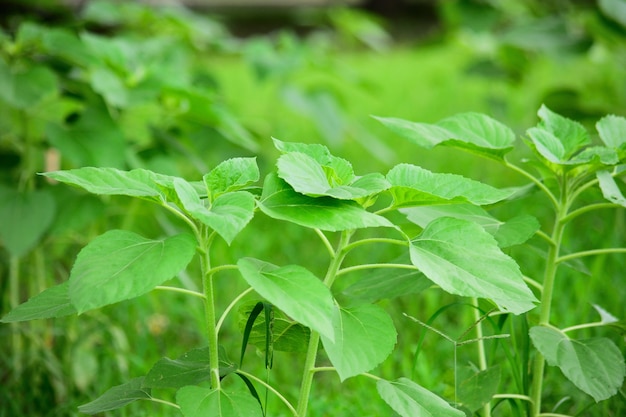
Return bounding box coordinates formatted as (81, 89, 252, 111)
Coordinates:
(0, 0, 624, 416)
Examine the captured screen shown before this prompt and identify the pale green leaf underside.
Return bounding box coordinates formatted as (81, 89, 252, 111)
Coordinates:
(596, 114, 626, 149)
(597, 170, 626, 207)
(321, 304, 397, 381)
(258, 174, 393, 231)
(176, 386, 263, 417)
(387, 164, 515, 207)
(204, 157, 259, 200)
(78, 377, 151, 414)
(69, 230, 196, 314)
(43, 167, 164, 199)
(410, 217, 536, 314)
(377, 377, 465, 417)
(237, 258, 336, 341)
(374, 113, 515, 160)
(1, 281, 76, 322)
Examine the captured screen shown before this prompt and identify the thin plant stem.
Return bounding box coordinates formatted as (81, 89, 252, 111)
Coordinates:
(341, 237, 408, 255)
(560, 203, 620, 224)
(530, 181, 568, 417)
(296, 230, 352, 417)
(216, 287, 254, 333)
(314, 228, 335, 258)
(472, 298, 491, 417)
(9, 256, 22, 377)
(237, 370, 298, 416)
(148, 398, 181, 409)
(556, 248, 626, 264)
(199, 227, 220, 389)
(492, 393, 534, 403)
(154, 286, 206, 299)
(561, 321, 610, 333)
(336, 262, 420, 276)
(505, 161, 559, 209)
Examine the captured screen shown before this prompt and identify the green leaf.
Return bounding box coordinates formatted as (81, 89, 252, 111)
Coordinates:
(0, 282, 76, 322)
(0, 62, 58, 109)
(457, 366, 501, 412)
(43, 168, 163, 200)
(410, 217, 536, 314)
(402, 205, 539, 248)
(375, 113, 515, 160)
(238, 301, 310, 352)
(526, 127, 566, 164)
(342, 255, 430, 302)
(144, 347, 236, 389)
(596, 114, 626, 149)
(537, 104, 590, 158)
(530, 326, 625, 401)
(320, 304, 397, 381)
(258, 174, 393, 231)
(597, 170, 626, 207)
(174, 178, 255, 244)
(237, 258, 336, 341)
(529, 326, 566, 366)
(69, 230, 196, 313)
(600, 0, 626, 27)
(78, 377, 151, 414)
(204, 157, 260, 201)
(387, 164, 515, 208)
(0, 187, 56, 257)
(176, 386, 263, 417)
(557, 337, 625, 402)
(377, 377, 464, 417)
(592, 304, 619, 324)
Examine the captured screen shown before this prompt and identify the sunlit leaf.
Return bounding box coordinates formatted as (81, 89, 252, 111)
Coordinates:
(457, 366, 501, 412)
(321, 304, 397, 381)
(69, 230, 196, 313)
(596, 114, 626, 149)
(377, 377, 464, 417)
(410, 217, 536, 314)
(597, 170, 626, 207)
(387, 164, 515, 208)
(237, 258, 335, 341)
(203, 157, 259, 201)
(258, 174, 393, 231)
(537, 104, 589, 158)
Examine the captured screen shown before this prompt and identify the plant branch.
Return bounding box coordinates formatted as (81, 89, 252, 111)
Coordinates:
(236, 370, 298, 416)
(561, 321, 612, 334)
(560, 203, 621, 224)
(504, 161, 559, 209)
(492, 393, 534, 403)
(148, 397, 181, 409)
(314, 228, 335, 258)
(341, 237, 408, 255)
(336, 263, 420, 277)
(216, 287, 254, 333)
(556, 248, 626, 264)
(154, 286, 206, 299)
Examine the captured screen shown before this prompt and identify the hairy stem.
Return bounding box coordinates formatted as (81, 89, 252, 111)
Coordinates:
(296, 231, 352, 416)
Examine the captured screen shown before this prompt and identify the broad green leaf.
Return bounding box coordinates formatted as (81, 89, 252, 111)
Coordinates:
(377, 377, 464, 417)
(144, 347, 236, 389)
(0, 62, 58, 109)
(78, 377, 151, 414)
(238, 302, 310, 352)
(0, 282, 75, 322)
(596, 114, 626, 149)
(277, 152, 388, 200)
(342, 255, 430, 302)
(273, 138, 334, 162)
(43, 167, 163, 199)
(526, 127, 566, 164)
(557, 337, 625, 401)
(373, 116, 452, 149)
(320, 304, 397, 381)
(375, 113, 515, 160)
(402, 205, 539, 248)
(537, 104, 590, 157)
(568, 146, 619, 166)
(237, 258, 335, 341)
(176, 386, 263, 417)
(410, 217, 536, 314)
(387, 164, 515, 208)
(258, 174, 393, 231)
(597, 170, 626, 207)
(174, 178, 255, 244)
(0, 187, 56, 257)
(457, 366, 501, 412)
(69, 230, 196, 313)
(204, 157, 260, 201)
(90, 66, 128, 108)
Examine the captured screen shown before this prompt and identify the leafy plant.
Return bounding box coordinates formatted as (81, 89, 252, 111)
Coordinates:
(3, 105, 624, 417)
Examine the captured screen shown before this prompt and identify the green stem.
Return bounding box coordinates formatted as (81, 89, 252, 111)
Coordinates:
(336, 262, 420, 276)
(505, 161, 559, 209)
(556, 248, 626, 264)
(341, 237, 408, 255)
(560, 203, 620, 224)
(199, 229, 220, 389)
(561, 321, 610, 333)
(296, 231, 352, 417)
(471, 298, 491, 417)
(154, 286, 206, 299)
(9, 256, 22, 377)
(530, 187, 568, 417)
(237, 370, 298, 416)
